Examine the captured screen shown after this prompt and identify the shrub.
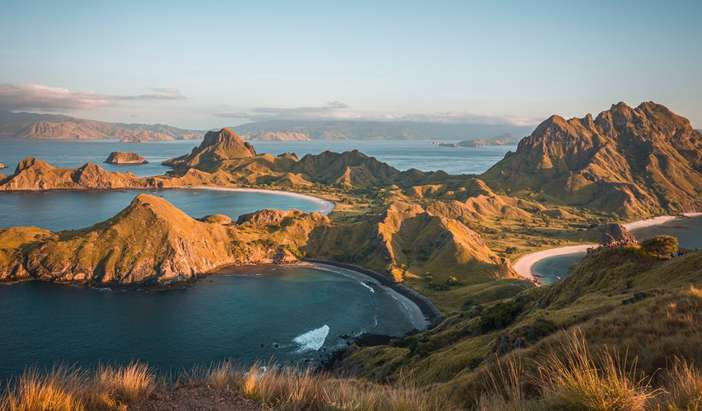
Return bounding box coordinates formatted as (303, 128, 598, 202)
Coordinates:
(641, 235, 679, 258)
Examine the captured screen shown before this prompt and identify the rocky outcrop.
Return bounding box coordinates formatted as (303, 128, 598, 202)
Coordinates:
(0, 162, 5, 169)
(599, 223, 638, 247)
(482, 102, 702, 217)
(105, 151, 148, 165)
(0, 194, 328, 285)
(163, 128, 257, 171)
(0, 157, 149, 191)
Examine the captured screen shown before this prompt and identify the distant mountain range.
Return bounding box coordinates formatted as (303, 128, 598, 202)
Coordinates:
(436, 134, 521, 147)
(233, 119, 533, 141)
(0, 111, 201, 142)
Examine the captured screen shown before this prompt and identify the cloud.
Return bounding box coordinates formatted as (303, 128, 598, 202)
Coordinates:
(217, 101, 537, 126)
(0, 83, 186, 112)
(113, 88, 186, 101)
(215, 101, 361, 121)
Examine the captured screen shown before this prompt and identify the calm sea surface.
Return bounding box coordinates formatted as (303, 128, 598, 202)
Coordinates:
(0, 265, 417, 381)
(0, 138, 514, 176)
(0, 189, 327, 231)
(533, 216, 702, 284)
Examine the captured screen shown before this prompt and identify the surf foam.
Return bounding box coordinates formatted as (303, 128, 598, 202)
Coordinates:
(293, 324, 330, 352)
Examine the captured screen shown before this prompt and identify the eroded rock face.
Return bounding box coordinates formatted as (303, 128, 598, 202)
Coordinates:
(482, 102, 702, 217)
(105, 151, 148, 165)
(600, 223, 638, 247)
(0, 194, 327, 285)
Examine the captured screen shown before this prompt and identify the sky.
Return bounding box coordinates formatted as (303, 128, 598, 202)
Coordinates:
(1, 0, 701, 129)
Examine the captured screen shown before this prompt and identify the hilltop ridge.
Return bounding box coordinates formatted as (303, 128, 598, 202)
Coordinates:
(482, 101, 702, 216)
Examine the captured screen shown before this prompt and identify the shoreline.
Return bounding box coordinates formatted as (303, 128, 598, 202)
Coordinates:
(0, 185, 336, 216)
(190, 185, 335, 215)
(514, 212, 702, 283)
(303, 258, 444, 329)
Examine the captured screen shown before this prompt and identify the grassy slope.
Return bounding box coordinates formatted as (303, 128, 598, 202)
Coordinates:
(335, 247, 702, 408)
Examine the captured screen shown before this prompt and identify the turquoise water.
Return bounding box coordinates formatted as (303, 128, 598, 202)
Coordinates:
(532, 253, 587, 285)
(532, 216, 702, 284)
(0, 138, 515, 176)
(0, 189, 327, 231)
(0, 265, 417, 381)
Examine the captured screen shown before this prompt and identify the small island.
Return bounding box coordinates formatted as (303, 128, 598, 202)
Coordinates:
(0, 162, 6, 169)
(105, 151, 148, 165)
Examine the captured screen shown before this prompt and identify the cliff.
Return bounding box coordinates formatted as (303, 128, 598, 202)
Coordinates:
(482, 102, 702, 216)
(105, 151, 148, 165)
(0, 194, 327, 285)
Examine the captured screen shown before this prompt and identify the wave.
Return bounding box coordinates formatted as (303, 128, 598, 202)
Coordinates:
(359, 281, 375, 293)
(293, 324, 330, 352)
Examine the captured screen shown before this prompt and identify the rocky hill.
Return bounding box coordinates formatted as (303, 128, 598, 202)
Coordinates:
(105, 151, 147, 165)
(482, 102, 702, 217)
(0, 110, 201, 141)
(163, 128, 258, 170)
(0, 157, 148, 190)
(162, 128, 456, 190)
(307, 200, 516, 285)
(0, 194, 327, 285)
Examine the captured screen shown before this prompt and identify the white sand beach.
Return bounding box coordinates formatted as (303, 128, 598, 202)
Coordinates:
(513, 244, 596, 281)
(514, 211, 701, 282)
(190, 185, 335, 215)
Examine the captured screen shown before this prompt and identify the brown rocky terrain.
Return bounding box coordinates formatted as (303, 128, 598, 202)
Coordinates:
(482, 102, 702, 217)
(105, 151, 148, 164)
(307, 200, 516, 284)
(0, 157, 149, 190)
(0, 194, 327, 285)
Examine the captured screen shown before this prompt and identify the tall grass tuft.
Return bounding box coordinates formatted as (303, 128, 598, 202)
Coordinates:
(537, 329, 658, 411)
(663, 357, 702, 411)
(0, 367, 86, 411)
(95, 362, 154, 403)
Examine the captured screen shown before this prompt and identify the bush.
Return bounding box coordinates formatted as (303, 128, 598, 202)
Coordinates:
(641, 235, 679, 258)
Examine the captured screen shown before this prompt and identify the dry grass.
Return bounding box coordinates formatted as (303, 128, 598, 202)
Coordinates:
(662, 357, 702, 411)
(0, 363, 155, 411)
(537, 330, 658, 411)
(95, 362, 154, 403)
(0, 367, 85, 411)
(477, 329, 668, 411)
(214, 363, 459, 411)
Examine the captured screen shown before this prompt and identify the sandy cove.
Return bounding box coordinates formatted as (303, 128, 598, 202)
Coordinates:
(514, 212, 702, 282)
(190, 185, 335, 215)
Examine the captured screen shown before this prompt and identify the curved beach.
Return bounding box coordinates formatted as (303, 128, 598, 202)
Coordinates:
(513, 244, 596, 281)
(514, 212, 702, 282)
(190, 185, 335, 215)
